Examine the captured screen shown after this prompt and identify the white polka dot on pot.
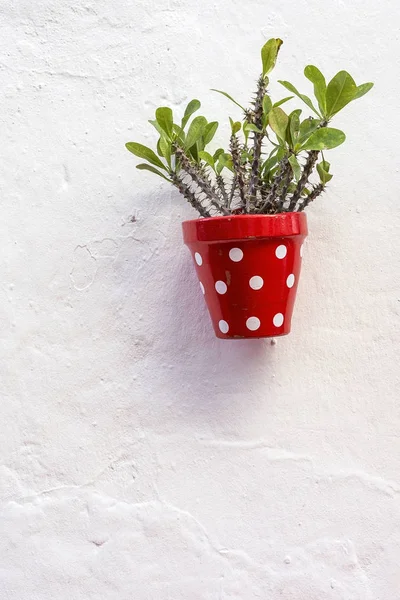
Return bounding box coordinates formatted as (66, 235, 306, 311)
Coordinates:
(273, 313, 284, 327)
(286, 274, 295, 288)
(275, 245, 287, 259)
(195, 252, 203, 266)
(249, 275, 264, 290)
(199, 282, 205, 295)
(219, 320, 229, 334)
(229, 247, 243, 262)
(300, 244, 304, 258)
(215, 280, 227, 295)
(246, 316, 261, 331)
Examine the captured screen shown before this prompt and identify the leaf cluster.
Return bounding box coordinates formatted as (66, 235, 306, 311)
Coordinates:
(126, 39, 373, 216)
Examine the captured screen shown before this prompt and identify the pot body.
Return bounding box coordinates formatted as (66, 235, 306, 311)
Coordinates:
(182, 213, 308, 339)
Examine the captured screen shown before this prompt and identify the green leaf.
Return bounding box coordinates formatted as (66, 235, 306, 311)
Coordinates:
(262, 147, 281, 179)
(213, 148, 224, 161)
(304, 65, 327, 116)
(243, 121, 263, 143)
(225, 158, 234, 172)
(216, 162, 224, 175)
(262, 96, 272, 129)
(353, 82, 374, 100)
(196, 132, 206, 153)
(317, 160, 333, 184)
(217, 153, 233, 174)
(158, 136, 172, 166)
(148, 119, 163, 135)
(188, 143, 199, 162)
(173, 123, 185, 142)
(136, 163, 170, 181)
(229, 117, 241, 135)
(278, 80, 320, 116)
(155, 107, 173, 138)
(301, 127, 346, 150)
(242, 121, 250, 143)
(268, 106, 289, 143)
(211, 89, 245, 111)
(125, 142, 167, 170)
(181, 99, 201, 129)
(263, 95, 272, 114)
(261, 38, 283, 76)
(297, 118, 321, 145)
(185, 115, 207, 149)
(288, 154, 301, 181)
(273, 96, 294, 108)
(198, 150, 215, 170)
(243, 123, 263, 134)
(325, 71, 357, 117)
(288, 109, 301, 147)
(203, 121, 218, 144)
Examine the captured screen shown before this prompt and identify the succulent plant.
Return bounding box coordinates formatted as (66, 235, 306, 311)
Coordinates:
(126, 38, 373, 217)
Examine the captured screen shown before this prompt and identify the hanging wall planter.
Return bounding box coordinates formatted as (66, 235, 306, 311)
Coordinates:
(126, 38, 373, 338)
(182, 213, 307, 338)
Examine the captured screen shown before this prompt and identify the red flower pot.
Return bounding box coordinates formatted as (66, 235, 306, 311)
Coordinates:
(182, 213, 308, 339)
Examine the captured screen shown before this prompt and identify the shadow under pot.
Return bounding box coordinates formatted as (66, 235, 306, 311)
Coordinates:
(182, 212, 308, 339)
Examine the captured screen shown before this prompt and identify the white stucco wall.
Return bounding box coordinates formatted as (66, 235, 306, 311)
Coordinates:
(1, 0, 399, 597)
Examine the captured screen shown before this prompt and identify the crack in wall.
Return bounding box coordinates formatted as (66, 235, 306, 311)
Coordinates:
(201, 439, 400, 497)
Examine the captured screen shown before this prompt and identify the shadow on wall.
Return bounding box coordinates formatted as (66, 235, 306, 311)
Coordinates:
(108, 188, 279, 429)
(139, 217, 278, 423)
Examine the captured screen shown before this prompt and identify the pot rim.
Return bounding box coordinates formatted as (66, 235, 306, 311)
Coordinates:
(182, 212, 307, 243)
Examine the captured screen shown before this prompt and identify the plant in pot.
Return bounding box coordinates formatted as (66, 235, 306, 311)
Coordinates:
(126, 39, 373, 339)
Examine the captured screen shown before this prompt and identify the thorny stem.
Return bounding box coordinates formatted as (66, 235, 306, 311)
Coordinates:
(230, 134, 247, 209)
(258, 158, 291, 214)
(228, 175, 237, 209)
(297, 183, 325, 212)
(258, 185, 274, 214)
(286, 120, 328, 211)
(175, 147, 229, 215)
(248, 76, 268, 209)
(171, 173, 211, 218)
(287, 150, 319, 211)
(216, 174, 229, 206)
(255, 180, 269, 211)
(169, 113, 330, 216)
(244, 108, 254, 122)
(279, 161, 293, 206)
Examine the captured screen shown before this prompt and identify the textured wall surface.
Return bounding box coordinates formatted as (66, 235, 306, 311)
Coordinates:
(1, 0, 400, 598)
